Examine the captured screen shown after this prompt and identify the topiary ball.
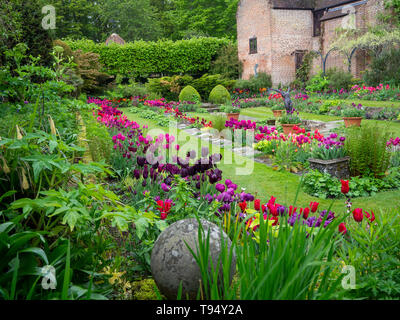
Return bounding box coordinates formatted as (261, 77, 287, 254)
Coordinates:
(179, 85, 201, 102)
(150, 218, 236, 300)
(208, 85, 231, 104)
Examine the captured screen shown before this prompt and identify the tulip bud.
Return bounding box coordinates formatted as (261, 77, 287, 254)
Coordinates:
(21, 167, 29, 190)
(16, 125, 23, 140)
(49, 116, 57, 136)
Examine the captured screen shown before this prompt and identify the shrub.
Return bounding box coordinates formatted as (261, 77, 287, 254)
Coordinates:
(235, 72, 272, 94)
(146, 75, 193, 101)
(210, 42, 242, 79)
(53, 39, 74, 60)
(113, 82, 149, 99)
(363, 48, 400, 86)
(208, 85, 231, 104)
(345, 124, 392, 177)
(306, 72, 330, 92)
(73, 50, 112, 94)
(179, 85, 201, 102)
(326, 68, 354, 91)
(192, 74, 236, 99)
(65, 37, 232, 78)
(210, 114, 227, 131)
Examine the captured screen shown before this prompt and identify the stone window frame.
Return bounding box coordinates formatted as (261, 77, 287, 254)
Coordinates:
(249, 37, 257, 54)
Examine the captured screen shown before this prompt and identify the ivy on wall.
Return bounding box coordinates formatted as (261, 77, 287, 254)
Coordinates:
(65, 37, 232, 78)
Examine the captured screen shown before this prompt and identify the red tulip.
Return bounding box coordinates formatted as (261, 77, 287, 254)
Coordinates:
(352, 208, 363, 222)
(289, 205, 297, 216)
(239, 201, 247, 212)
(303, 207, 310, 219)
(270, 204, 278, 217)
(364, 211, 375, 223)
(261, 204, 266, 213)
(254, 199, 261, 211)
(309, 202, 319, 213)
(268, 196, 276, 205)
(338, 222, 347, 234)
(341, 180, 350, 194)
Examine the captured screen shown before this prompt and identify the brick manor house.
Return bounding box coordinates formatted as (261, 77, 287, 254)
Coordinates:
(237, 0, 386, 85)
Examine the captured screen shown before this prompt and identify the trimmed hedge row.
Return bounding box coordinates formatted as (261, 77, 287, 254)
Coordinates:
(65, 38, 232, 78)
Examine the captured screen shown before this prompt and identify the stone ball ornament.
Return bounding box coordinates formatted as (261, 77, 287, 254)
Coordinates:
(150, 218, 236, 300)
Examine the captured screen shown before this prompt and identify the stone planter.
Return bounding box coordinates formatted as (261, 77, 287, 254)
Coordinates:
(272, 110, 285, 118)
(308, 156, 350, 179)
(281, 123, 301, 135)
(343, 117, 362, 127)
(227, 112, 240, 121)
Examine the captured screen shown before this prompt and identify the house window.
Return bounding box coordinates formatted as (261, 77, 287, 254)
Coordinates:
(295, 50, 306, 70)
(249, 38, 257, 54)
(313, 10, 324, 37)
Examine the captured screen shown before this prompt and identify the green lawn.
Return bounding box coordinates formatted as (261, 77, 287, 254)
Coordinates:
(124, 109, 400, 214)
(309, 98, 400, 108)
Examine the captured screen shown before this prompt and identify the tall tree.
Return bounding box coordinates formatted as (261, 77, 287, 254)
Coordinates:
(98, 0, 162, 42)
(171, 0, 239, 39)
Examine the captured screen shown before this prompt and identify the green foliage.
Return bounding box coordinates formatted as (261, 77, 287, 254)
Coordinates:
(171, 0, 239, 40)
(192, 74, 235, 99)
(73, 50, 112, 94)
(345, 124, 392, 177)
(210, 114, 227, 132)
(146, 75, 193, 101)
(0, 0, 53, 67)
(341, 107, 365, 117)
(208, 85, 231, 105)
(303, 168, 400, 199)
(306, 72, 330, 92)
(279, 113, 302, 124)
(235, 72, 272, 94)
(337, 210, 400, 299)
(363, 48, 400, 86)
(191, 212, 345, 299)
(294, 51, 318, 89)
(111, 82, 149, 99)
(179, 85, 201, 103)
(310, 146, 346, 161)
(326, 68, 354, 91)
(82, 111, 113, 162)
(65, 38, 232, 78)
(210, 42, 242, 79)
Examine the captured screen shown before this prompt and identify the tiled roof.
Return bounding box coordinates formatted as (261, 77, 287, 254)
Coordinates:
(271, 0, 360, 10)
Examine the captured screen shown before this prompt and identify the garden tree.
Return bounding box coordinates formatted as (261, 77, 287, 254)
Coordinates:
(210, 42, 242, 79)
(171, 0, 239, 39)
(150, 0, 179, 39)
(37, 0, 102, 41)
(0, 0, 53, 67)
(97, 0, 163, 42)
(0, 0, 22, 66)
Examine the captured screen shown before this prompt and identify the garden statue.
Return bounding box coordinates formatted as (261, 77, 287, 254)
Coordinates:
(268, 87, 293, 114)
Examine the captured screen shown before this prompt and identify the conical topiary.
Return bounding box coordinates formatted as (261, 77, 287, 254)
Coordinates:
(179, 85, 201, 102)
(208, 85, 231, 104)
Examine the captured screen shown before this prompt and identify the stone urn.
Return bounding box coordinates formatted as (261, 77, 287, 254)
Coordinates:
(308, 156, 350, 179)
(272, 110, 285, 118)
(150, 218, 236, 300)
(281, 123, 301, 135)
(227, 113, 240, 121)
(343, 117, 362, 127)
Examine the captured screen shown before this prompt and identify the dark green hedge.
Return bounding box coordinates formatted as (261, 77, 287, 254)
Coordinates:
(65, 38, 232, 78)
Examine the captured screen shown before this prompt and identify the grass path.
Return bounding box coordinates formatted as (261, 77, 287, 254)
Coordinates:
(308, 98, 400, 109)
(124, 109, 400, 214)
